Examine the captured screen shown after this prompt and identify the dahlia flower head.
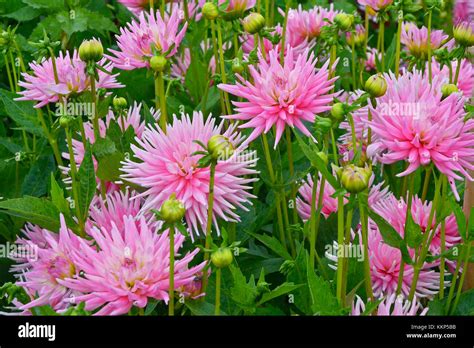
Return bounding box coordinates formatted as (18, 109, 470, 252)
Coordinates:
(365, 48, 380, 71)
(12, 215, 83, 312)
(401, 22, 449, 59)
(218, 0, 256, 17)
(107, 9, 187, 70)
(17, 50, 122, 108)
(352, 294, 428, 316)
(430, 58, 474, 97)
(121, 111, 258, 238)
(366, 70, 474, 200)
(58, 215, 205, 315)
(285, 4, 341, 47)
(219, 46, 339, 148)
(357, 0, 394, 11)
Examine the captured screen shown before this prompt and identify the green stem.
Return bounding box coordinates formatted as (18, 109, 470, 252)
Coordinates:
(280, 0, 291, 62)
(216, 20, 232, 115)
(9, 51, 19, 92)
(336, 195, 345, 304)
(156, 72, 168, 131)
(3, 54, 14, 92)
(168, 225, 175, 316)
(359, 196, 374, 300)
(427, 9, 433, 83)
(286, 128, 298, 224)
(453, 54, 463, 85)
(309, 171, 319, 270)
(202, 161, 217, 293)
(161, 0, 165, 17)
(421, 167, 432, 201)
(351, 37, 357, 89)
(262, 133, 287, 250)
(183, 0, 189, 21)
(65, 127, 85, 237)
(439, 176, 447, 299)
(215, 268, 221, 315)
(379, 20, 385, 72)
(446, 243, 465, 313)
(450, 243, 472, 314)
(210, 19, 226, 114)
(395, 10, 403, 77)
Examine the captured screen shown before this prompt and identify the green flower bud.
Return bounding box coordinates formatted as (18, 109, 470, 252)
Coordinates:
(330, 103, 346, 122)
(453, 22, 474, 47)
(208, 135, 234, 160)
(232, 60, 245, 74)
(78, 39, 103, 62)
(211, 247, 233, 268)
(160, 193, 185, 224)
(113, 97, 128, 110)
(334, 13, 354, 31)
(441, 83, 459, 98)
(59, 115, 72, 128)
(340, 164, 372, 194)
(202, 2, 219, 20)
(316, 116, 334, 133)
(242, 13, 266, 34)
(150, 55, 168, 73)
(365, 74, 387, 98)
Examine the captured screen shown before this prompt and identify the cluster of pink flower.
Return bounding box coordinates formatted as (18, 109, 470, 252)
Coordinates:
(8, 0, 474, 317)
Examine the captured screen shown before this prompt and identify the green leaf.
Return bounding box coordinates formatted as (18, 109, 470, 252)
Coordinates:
(22, 0, 63, 10)
(307, 259, 341, 315)
(2, 6, 41, 21)
(50, 174, 70, 216)
(0, 89, 44, 137)
(0, 196, 60, 231)
(451, 198, 467, 241)
(77, 143, 96, 221)
(404, 212, 423, 248)
(257, 282, 303, 306)
(229, 263, 258, 314)
(184, 300, 227, 315)
(96, 151, 123, 182)
(248, 232, 292, 260)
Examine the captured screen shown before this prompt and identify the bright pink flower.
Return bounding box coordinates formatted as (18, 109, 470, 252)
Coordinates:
(285, 4, 340, 47)
(430, 58, 474, 97)
(454, 0, 474, 23)
(13, 216, 82, 311)
(107, 9, 187, 70)
(121, 112, 258, 237)
(59, 216, 205, 315)
(401, 22, 449, 59)
(296, 173, 339, 220)
(219, 47, 338, 147)
(357, 0, 393, 11)
(367, 70, 474, 199)
(352, 294, 428, 315)
(17, 51, 122, 108)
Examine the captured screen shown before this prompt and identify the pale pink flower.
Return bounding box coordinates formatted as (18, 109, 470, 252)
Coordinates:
(357, 0, 393, 11)
(59, 216, 205, 315)
(219, 47, 338, 148)
(454, 0, 474, 23)
(12, 216, 82, 311)
(121, 111, 258, 237)
(107, 9, 187, 70)
(218, 0, 256, 18)
(285, 4, 340, 47)
(367, 70, 474, 199)
(365, 47, 380, 71)
(401, 22, 449, 59)
(17, 51, 122, 108)
(430, 58, 474, 97)
(296, 173, 339, 220)
(352, 294, 428, 316)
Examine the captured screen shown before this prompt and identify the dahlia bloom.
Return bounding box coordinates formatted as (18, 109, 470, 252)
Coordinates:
(17, 51, 122, 108)
(59, 216, 205, 315)
(107, 9, 187, 70)
(352, 294, 428, 316)
(357, 0, 393, 11)
(12, 216, 82, 311)
(454, 0, 474, 23)
(430, 58, 474, 97)
(401, 23, 449, 59)
(285, 4, 340, 47)
(365, 47, 380, 71)
(296, 173, 339, 220)
(367, 70, 474, 199)
(218, 0, 256, 18)
(121, 112, 258, 237)
(218, 47, 338, 147)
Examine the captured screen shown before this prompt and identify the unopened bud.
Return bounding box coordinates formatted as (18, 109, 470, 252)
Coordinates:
(365, 74, 387, 98)
(160, 193, 185, 224)
(453, 21, 474, 47)
(202, 2, 219, 20)
(242, 13, 266, 34)
(150, 55, 168, 73)
(334, 13, 354, 31)
(79, 39, 103, 62)
(211, 247, 233, 268)
(208, 135, 234, 160)
(340, 164, 372, 193)
(441, 83, 459, 97)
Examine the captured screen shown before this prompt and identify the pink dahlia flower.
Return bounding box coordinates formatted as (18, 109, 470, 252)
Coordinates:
(59, 216, 205, 315)
(454, 0, 474, 23)
(17, 51, 122, 108)
(367, 70, 474, 199)
(12, 216, 82, 311)
(218, 0, 256, 17)
(357, 0, 393, 11)
(401, 22, 449, 59)
(107, 9, 187, 70)
(430, 58, 474, 97)
(121, 112, 258, 237)
(365, 47, 380, 71)
(352, 294, 428, 316)
(296, 173, 339, 220)
(219, 47, 338, 147)
(285, 4, 340, 47)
